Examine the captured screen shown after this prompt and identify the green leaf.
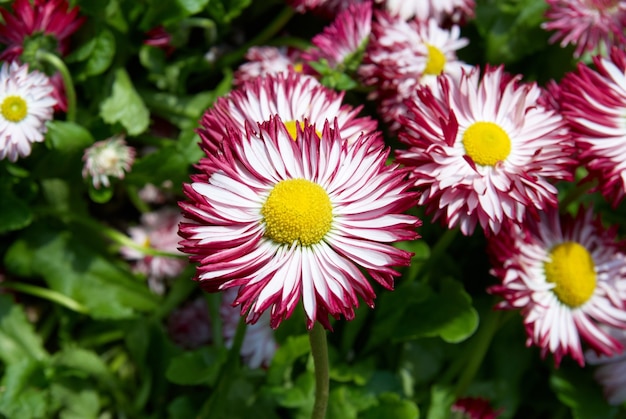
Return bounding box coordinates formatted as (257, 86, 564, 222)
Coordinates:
(52, 347, 115, 387)
(49, 384, 100, 419)
(395, 278, 479, 344)
(425, 384, 455, 419)
(140, 0, 210, 29)
(4, 222, 159, 319)
(550, 367, 619, 419)
(327, 386, 377, 419)
(0, 359, 49, 419)
(165, 346, 227, 386)
(68, 28, 116, 79)
(87, 184, 114, 204)
(267, 334, 311, 385)
(0, 295, 48, 364)
(206, 0, 252, 24)
(361, 392, 419, 419)
(0, 178, 33, 234)
(100, 68, 150, 136)
(46, 121, 95, 152)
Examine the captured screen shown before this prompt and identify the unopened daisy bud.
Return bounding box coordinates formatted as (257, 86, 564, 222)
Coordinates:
(82, 135, 135, 189)
(0, 61, 56, 162)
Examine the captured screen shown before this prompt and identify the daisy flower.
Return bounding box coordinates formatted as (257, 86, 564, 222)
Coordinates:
(287, 0, 363, 16)
(396, 65, 574, 236)
(0, 61, 56, 162)
(375, 0, 475, 24)
(302, 1, 372, 70)
(233, 46, 304, 87)
(121, 208, 187, 295)
(179, 117, 420, 329)
(359, 12, 471, 132)
(199, 71, 378, 155)
(585, 327, 626, 405)
(488, 207, 626, 366)
(542, 0, 626, 58)
(167, 297, 213, 350)
(82, 135, 136, 189)
(451, 397, 502, 419)
(0, 0, 86, 62)
(559, 47, 626, 207)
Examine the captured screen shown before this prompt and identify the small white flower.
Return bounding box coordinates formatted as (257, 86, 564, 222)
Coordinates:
(82, 135, 135, 189)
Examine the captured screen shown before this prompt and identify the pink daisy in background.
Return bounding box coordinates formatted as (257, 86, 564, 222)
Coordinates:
(233, 46, 305, 87)
(121, 207, 187, 295)
(144, 26, 175, 56)
(302, 1, 372, 71)
(375, 0, 475, 24)
(451, 397, 502, 419)
(396, 65, 574, 236)
(82, 135, 136, 189)
(559, 47, 626, 207)
(585, 327, 626, 405)
(488, 207, 626, 367)
(542, 0, 626, 58)
(168, 297, 213, 350)
(359, 12, 470, 131)
(179, 117, 420, 329)
(199, 71, 378, 155)
(287, 0, 363, 16)
(0, 61, 56, 162)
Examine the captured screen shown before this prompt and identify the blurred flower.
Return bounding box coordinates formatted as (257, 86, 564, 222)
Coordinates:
(396, 65, 574, 236)
(359, 12, 470, 131)
(138, 180, 174, 205)
(234, 46, 304, 87)
(82, 135, 136, 189)
(302, 1, 372, 70)
(559, 47, 626, 207)
(144, 26, 175, 56)
(376, 0, 475, 23)
(0, 61, 56, 162)
(488, 207, 626, 367)
(586, 327, 626, 405)
(0, 0, 86, 62)
(199, 71, 378, 155)
(221, 288, 277, 369)
(287, 0, 362, 16)
(542, 0, 626, 58)
(121, 208, 186, 295)
(168, 297, 213, 350)
(451, 397, 502, 419)
(179, 117, 420, 329)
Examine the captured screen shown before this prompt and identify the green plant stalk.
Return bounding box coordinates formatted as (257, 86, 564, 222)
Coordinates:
(35, 50, 77, 122)
(309, 322, 330, 419)
(1, 281, 88, 313)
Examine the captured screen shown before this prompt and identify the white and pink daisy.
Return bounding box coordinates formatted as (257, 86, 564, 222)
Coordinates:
(559, 47, 626, 207)
(396, 65, 575, 236)
(179, 117, 420, 329)
(121, 208, 187, 295)
(302, 1, 373, 70)
(451, 397, 502, 419)
(359, 12, 471, 132)
(488, 207, 626, 367)
(0, 61, 56, 162)
(542, 0, 626, 58)
(199, 71, 378, 155)
(586, 327, 626, 405)
(82, 135, 136, 189)
(233, 46, 305, 87)
(375, 0, 475, 24)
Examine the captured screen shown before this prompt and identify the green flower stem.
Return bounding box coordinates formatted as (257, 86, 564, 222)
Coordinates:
(214, 7, 295, 70)
(414, 227, 459, 283)
(126, 184, 152, 214)
(1, 281, 88, 314)
(35, 50, 77, 122)
(309, 322, 330, 419)
(454, 309, 502, 397)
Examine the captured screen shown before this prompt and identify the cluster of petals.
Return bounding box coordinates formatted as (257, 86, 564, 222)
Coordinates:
(585, 327, 626, 405)
(286, 0, 358, 16)
(0, 61, 56, 162)
(0, 0, 85, 62)
(488, 207, 626, 367)
(396, 65, 574, 236)
(375, 0, 475, 24)
(179, 117, 420, 329)
(451, 397, 502, 419)
(302, 1, 373, 70)
(542, 0, 626, 58)
(82, 135, 136, 189)
(558, 47, 626, 207)
(121, 208, 187, 295)
(233, 46, 304, 87)
(198, 71, 378, 154)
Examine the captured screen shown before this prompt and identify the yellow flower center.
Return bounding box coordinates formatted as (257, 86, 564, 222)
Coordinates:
(544, 241, 597, 308)
(462, 122, 512, 166)
(293, 62, 304, 73)
(1, 95, 28, 122)
(283, 120, 321, 140)
(423, 44, 446, 76)
(261, 178, 333, 246)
